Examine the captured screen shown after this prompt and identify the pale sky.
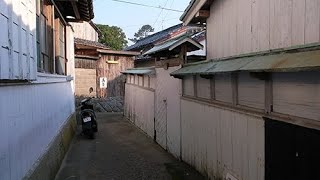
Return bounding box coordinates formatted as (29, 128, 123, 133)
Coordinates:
(93, 0, 190, 45)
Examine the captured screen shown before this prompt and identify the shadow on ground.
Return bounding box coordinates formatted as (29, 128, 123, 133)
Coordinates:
(55, 113, 205, 180)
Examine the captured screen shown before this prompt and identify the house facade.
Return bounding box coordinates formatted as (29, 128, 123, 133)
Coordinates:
(0, 0, 93, 179)
(175, 0, 320, 180)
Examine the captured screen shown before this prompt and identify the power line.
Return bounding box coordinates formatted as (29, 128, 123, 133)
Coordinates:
(109, 0, 184, 12)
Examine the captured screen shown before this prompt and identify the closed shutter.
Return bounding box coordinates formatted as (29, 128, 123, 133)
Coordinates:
(0, 0, 36, 80)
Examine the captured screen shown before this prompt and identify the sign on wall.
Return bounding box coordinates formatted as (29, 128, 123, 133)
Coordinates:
(100, 77, 108, 88)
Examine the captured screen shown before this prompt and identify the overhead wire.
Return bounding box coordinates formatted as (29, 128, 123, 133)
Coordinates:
(109, 0, 184, 12)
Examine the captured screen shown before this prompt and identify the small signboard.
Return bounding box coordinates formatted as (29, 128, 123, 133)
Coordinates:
(100, 77, 107, 88)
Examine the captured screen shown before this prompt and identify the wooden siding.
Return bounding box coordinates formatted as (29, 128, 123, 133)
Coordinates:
(124, 83, 155, 138)
(0, 82, 75, 180)
(0, 0, 37, 80)
(273, 72, 320, 121)
(196, 75, 211, 99)
(75, 58, 97, 69)
(96, 55, 134, 97)
(238, 72, 265, 109)
(207, 0, 320, 59)
(181, 99, 264, 180)
(183, 76, 194, 96)
(70, 21, 98, 41)
(215, 74, 232, 103)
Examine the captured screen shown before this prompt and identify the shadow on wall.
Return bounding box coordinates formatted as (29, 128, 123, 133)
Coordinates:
(97, 74, 127, 98)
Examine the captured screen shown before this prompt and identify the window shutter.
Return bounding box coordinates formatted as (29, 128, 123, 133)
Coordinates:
(0, 0, 37, 80)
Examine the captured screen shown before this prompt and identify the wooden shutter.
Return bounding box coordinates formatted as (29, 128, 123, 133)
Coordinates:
(0, 0, 37, 80)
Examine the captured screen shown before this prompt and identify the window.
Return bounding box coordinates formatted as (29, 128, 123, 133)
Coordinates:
(196, 75, 211, 99)
(238, 72, 265, 109)
(182, 76, 194, 96)
(214, 74, 233, 103)
(36, 0, 66, 75)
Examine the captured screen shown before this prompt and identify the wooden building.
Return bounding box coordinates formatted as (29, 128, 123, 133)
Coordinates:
(0, 0, 94, 179)
(172, 0, 320, 180)
(72, 22, 139, 97)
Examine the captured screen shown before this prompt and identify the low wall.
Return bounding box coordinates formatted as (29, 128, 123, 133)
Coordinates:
(124, 83, 155, 138)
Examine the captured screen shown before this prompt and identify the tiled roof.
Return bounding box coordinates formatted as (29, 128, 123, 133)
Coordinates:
(124, 24, 183, 51)
(74, 38, 109, 49)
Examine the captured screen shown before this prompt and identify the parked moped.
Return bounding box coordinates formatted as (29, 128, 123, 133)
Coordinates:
(80, 97, 98, 139)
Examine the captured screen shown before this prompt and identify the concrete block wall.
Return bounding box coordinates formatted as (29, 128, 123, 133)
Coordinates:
(75, 68, 97, 97)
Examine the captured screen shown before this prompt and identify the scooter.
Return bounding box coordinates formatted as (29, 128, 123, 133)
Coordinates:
(80, 97, 98, 139)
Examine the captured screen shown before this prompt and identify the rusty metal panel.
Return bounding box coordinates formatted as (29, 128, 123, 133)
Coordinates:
(180, 99, 265, 180)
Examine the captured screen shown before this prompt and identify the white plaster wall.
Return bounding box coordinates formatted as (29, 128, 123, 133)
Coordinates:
(181, 99, 265, 180)
(0, 81, 75, 180)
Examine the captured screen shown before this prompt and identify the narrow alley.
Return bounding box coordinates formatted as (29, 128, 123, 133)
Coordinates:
(55, 113, 204, 180)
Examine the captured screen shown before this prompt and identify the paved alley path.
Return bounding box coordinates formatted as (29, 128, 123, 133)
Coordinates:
(55, 113, 205, 180)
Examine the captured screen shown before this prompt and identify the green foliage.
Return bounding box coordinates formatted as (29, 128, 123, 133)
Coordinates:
(97, 24, 128, 50)
(129, 24, 154, 43)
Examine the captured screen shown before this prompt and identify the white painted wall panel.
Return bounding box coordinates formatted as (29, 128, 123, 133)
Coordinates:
(0, 81, 75, 180)
(273, 72, 320, 121)
(124, 84, 155, 138)
(238, 72, 265, 109)
(196, 75, 211, 99)
(70, 22, 99, 42)
(207, 0, 320, 59)
(157, 67, 181, 158)
(181, 99, 265, 180)
(215, 74, 232, 103)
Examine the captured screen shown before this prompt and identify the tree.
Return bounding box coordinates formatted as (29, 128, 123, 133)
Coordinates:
(129, 25, 154, 43)
(97, 24, 128, 50)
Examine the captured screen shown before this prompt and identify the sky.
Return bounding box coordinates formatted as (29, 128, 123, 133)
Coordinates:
(93, 0, 190, 45)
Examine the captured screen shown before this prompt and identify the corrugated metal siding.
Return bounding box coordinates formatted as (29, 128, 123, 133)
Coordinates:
(0, 0, 36, 80)
(181, 99, 265, 180)
(0, 82, 75, 180)
(124, 84, 155, 138)
(273, 72, 320, 121)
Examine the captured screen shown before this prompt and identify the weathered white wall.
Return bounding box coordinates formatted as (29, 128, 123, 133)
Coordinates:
(155, 67, 182, 158)
(207, 0, 320, 59)
(181, 99, 264, 180)
(124, 83, 155, 138)
(0, 81, 75, 180)
(0, 0, 37, 80)
(70, 21, 99, 42)
(273, 72, 320, 121)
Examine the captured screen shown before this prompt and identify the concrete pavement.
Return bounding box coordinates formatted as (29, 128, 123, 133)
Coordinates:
(55, 113, 205, 180)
